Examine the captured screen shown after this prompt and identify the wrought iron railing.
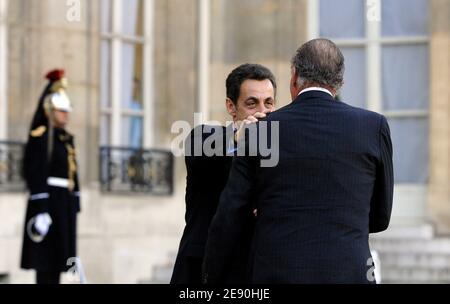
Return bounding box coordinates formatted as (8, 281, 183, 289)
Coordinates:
(0, 141, 26, 192)
(100, 146, 174, 195)
(0, 142, 174, 195)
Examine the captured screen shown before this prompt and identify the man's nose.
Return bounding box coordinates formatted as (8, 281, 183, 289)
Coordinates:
(257, 102, 269, 114)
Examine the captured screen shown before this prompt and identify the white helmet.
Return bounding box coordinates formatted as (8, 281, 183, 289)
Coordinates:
(45, 91, 73, 113)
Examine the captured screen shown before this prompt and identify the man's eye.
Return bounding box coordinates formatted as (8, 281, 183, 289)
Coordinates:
(246, 102, 256, 108)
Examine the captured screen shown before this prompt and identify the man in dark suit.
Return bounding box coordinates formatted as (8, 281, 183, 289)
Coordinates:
(202, 39, 394, 284)
(171, 64, 277, 284)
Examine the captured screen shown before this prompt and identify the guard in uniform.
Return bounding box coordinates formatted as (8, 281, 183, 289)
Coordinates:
(20, 69, 81, 284)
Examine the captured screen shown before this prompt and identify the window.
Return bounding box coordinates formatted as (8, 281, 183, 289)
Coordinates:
(316, 0, 429, 185)
(100, 0, 154, 148)
(312, 0, 430, 222)
(0, 0, 8, 140)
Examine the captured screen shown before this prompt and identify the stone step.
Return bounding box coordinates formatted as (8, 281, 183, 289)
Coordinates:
(382, 280, 450, 284)
(148, 263, 174, 284)
(377, 252, 450, 269)
(370, 238, 450, 254)
(139, 250, 177, 284)
(168, 251, 178, 263)
(379, 267, 450, 283)
(369, 223, 434, 240)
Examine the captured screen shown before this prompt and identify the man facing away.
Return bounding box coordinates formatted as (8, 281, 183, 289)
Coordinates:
(170, 64, 277, 284)
(202, 39, 394, 284)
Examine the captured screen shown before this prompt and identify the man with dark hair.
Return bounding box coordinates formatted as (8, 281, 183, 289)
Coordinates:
(203, 38, 393, 284)
(225, 63, 277, 123)
(170, 63, 277, 284)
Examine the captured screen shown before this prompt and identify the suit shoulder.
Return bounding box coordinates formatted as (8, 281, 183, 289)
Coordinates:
(358, 108, 386, 127)
(340, 105, 389, 138)
(264, 103, 295, 121)
(340, 102, 384, 120)
(188, 124, 226, 141)
(30, 126, 47, 138)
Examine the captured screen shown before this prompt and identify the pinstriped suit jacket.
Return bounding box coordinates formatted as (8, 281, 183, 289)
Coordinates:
(203, 90, 394, 284)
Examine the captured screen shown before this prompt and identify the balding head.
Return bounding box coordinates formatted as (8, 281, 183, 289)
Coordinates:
(290, 38, 345, 98)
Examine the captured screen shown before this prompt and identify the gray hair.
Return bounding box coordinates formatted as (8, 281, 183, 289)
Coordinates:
(291, 38, 345, 91)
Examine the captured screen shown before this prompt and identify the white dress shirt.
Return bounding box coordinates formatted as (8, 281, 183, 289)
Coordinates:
(298, 87, 334, 97)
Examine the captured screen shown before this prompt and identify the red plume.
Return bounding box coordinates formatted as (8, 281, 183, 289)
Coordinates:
(45, 69, 65, 82)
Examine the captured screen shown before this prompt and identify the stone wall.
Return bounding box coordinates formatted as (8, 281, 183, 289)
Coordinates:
(1, 0, 188, 283)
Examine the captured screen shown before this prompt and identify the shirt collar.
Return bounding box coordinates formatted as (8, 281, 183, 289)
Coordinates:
(298, 87, 334, 98)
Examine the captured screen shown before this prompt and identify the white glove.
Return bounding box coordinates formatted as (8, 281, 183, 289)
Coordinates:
(34, 213, 53, 237)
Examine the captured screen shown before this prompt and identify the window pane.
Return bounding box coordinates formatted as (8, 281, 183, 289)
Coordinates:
(121, 0, 143, 37)
(122, 116, 143, 148)
(382, 45, 429, 111)
(382, 0, 428, 37)
(339, 47, 366, 108)
(100, 115, 111, 146)
(320, 0, 365, 39)
(388, 118, 428, 183)
(101, 0, 112, 33)
(101, 40, 111, 108)
(121, 43, 143, 110)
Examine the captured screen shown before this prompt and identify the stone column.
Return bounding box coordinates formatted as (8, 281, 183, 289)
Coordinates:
(428, 0, 450, 233)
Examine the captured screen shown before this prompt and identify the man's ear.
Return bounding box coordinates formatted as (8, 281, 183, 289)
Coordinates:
(226, 98, 237, 118)
(290, 68, 300, 99)
(290, 68, 299, 90)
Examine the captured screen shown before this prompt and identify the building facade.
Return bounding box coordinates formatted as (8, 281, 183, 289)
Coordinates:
(0, 0, 449, 283)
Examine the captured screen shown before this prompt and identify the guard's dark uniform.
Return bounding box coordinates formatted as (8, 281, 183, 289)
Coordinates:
(21, 126, 80, 272)
(20, 70, 81, 282)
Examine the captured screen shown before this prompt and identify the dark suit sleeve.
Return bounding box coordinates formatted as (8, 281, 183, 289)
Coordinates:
(369, 116, 394, 233)
(184, 153, 195, 224)
(202, 154, 257, 284)
(183, 126, 202, 224)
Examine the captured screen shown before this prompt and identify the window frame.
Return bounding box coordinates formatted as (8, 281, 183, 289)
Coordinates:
(100, 0, 155, 148)
(309, 0, 430, 223)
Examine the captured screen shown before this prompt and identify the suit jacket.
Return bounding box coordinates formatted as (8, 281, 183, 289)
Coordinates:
(202, 91, 394, 284)
(171, 124, 255, 284)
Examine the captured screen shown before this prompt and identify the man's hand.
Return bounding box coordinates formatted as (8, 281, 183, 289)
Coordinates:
(235, 112, 267, 142)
